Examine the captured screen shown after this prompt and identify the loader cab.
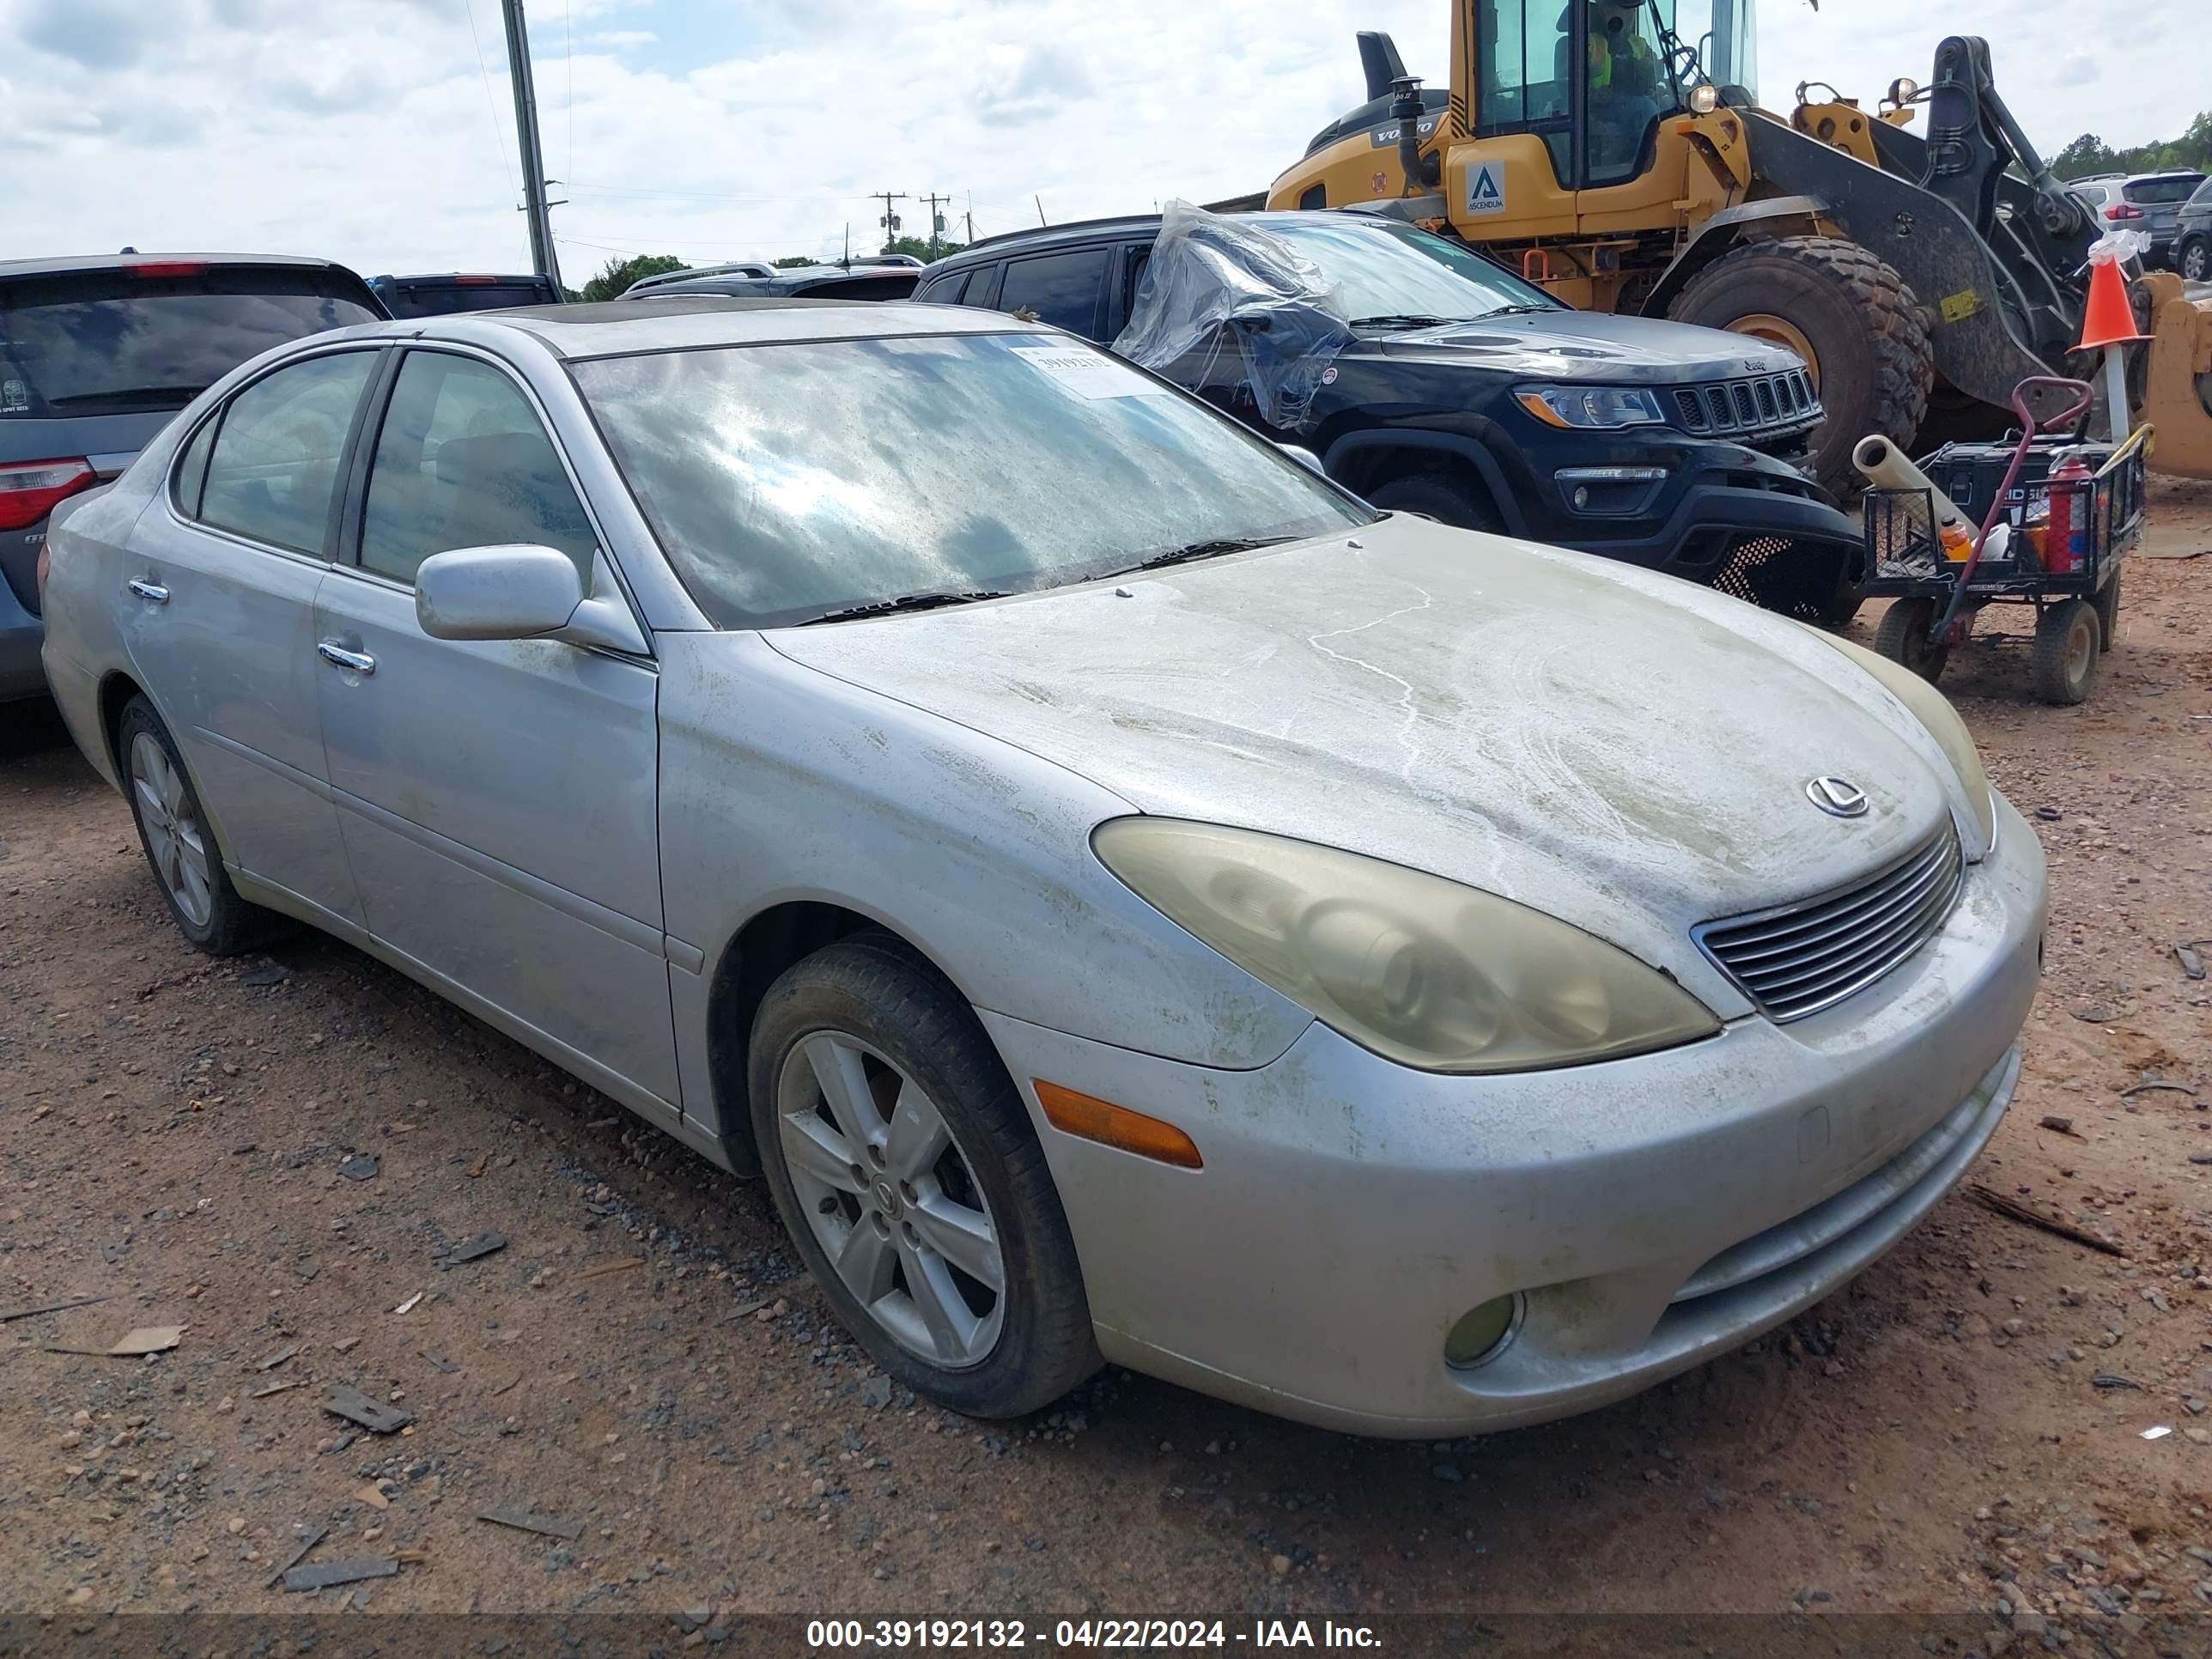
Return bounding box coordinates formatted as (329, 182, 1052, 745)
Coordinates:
(1474, 0, 1758, 192)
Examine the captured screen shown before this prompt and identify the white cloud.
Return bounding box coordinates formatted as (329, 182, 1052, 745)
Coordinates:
(0, 0, 2197, 283)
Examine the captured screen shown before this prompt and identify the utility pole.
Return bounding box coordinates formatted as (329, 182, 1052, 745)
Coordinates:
(873, 191, 908, 254)
(921, 191, 952, 258)
(500, 0, 562, 289)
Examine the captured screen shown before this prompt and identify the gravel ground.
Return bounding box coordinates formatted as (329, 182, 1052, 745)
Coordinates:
(3, 481, 2210, 1641)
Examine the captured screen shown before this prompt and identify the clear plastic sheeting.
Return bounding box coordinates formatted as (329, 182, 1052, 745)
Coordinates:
(1112, 200, 1353, 431)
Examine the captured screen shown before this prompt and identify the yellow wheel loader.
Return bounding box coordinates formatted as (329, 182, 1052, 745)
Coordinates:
(1266, 2, 2212, 492)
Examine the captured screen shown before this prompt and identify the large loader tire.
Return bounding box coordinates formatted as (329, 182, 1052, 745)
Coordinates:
(1667, 235, 1935, 498)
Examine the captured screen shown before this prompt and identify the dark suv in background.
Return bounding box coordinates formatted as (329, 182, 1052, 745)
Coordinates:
(915, 211, 1869, 619)
(1, 253, 385, 705)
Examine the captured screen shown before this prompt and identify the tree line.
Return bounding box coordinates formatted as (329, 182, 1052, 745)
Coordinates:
(2051, 112, 2212, 181)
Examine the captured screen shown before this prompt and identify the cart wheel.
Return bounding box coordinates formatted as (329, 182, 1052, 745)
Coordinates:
(1874, 598, 1948, 684)
(2092, 569, 2121, 651)
(2032, 599, 2101, 706)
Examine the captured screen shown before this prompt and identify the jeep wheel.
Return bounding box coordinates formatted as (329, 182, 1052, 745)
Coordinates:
(1367, 472, 1503, 533)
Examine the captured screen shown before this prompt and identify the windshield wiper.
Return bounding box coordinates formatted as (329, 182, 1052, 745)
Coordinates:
(1098, 536, 1300, 580)
(1349, 313, 1464, 331)
(795, 590, 1009, 627)
(1480, 303, 1558, 318)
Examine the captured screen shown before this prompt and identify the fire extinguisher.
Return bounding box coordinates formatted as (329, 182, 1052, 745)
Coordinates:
(2042, 454, 2095, 574)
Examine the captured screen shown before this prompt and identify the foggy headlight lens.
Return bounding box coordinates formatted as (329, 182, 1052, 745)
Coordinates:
(1516, 385, 1668, 429)
(1093, 820, 1719, 1073)
(1814, 630, 1996, 857)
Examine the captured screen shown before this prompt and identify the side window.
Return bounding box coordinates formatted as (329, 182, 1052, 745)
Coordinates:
(918, 269, 970, 306)
(171, 413, 216, 517)
(1474, 0, 1574, 185)
(198, 351, 376, 556)
(998, 248, 1110, 339)
(1584, 0, 1665, 187)
(357, 352, 596, 586)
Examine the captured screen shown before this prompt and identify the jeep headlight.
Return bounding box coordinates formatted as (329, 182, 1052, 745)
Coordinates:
(1516, 385, 1667, 429)
(1814, 630, 1997, 858)
(1093, 819, 1719, 1073)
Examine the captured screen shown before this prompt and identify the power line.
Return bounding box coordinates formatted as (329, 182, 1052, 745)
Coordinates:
(459, 0, 516, 195)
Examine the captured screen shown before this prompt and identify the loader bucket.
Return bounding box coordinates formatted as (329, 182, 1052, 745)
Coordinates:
(2139, 271, 2212, 481)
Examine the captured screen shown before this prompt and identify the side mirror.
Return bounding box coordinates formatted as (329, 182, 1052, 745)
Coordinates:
(1276, 442, 1328, 477)
(415, 544, 585, 641)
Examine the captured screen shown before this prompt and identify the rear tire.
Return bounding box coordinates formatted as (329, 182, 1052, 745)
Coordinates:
(1367, 471, 1504, 533)
(1667, 235, 1935, 499)
(117, 696, 292, 956)
(747, 937, 1100, 1420)
(1873, 597, 1948, 684)
(2181, 237, 2209, 284)
(2032, 599, 2101, 706)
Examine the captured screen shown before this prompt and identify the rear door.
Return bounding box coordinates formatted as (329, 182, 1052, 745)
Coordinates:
(120, 345, 383, 927)
(313, 344, 677, 1103)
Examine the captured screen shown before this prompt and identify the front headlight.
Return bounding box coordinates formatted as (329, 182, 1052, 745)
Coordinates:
(1093, 819, 1719, 1074)
(1812, 630, 1997, 857)
(1516, 385, 1668, 429)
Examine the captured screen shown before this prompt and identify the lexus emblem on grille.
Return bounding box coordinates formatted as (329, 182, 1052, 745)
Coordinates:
(1806, 777, 1869, 818)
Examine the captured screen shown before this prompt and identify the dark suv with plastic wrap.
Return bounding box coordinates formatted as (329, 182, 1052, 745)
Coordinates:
(1, 253, 386, 706)
(915, 207, 1867, 620)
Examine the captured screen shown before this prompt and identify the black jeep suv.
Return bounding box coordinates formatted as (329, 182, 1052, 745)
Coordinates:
(915, 209, 1866, 619)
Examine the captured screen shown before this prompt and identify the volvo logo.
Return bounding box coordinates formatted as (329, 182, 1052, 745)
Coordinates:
(1806, 777, 1870, 818)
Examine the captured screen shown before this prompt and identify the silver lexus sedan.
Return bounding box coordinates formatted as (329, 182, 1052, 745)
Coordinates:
(39, 298, 2045, 1437)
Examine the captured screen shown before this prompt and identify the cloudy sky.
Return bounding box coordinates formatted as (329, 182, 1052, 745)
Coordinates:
(2, 0, 2199, 284)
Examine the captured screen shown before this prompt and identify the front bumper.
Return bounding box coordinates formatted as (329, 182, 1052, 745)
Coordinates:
(986, 794, 2045, 1437)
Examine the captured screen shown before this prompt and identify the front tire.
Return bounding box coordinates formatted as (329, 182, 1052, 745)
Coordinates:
(1367, 471, 1504, 533)
(748, 937, 1099, 1419)
(2180, 237, 2209, 284)
(117, 696, 290, 955)
(1668, 235, 1935, 498)
(1873, 597, 1948, 684)
(2033, 599, 2101, 705)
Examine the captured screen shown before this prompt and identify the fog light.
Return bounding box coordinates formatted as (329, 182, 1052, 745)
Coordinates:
(1443, 1295, 1522, 1370)
(1571, 485, 1589, 509)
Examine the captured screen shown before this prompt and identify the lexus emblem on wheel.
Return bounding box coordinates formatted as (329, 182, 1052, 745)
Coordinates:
(1806, 776, 1870, 818)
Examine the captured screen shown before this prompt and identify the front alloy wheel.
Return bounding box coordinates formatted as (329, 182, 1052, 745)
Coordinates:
(748, 937, 1099, 1418)
(776, 1030, 1006, 1367)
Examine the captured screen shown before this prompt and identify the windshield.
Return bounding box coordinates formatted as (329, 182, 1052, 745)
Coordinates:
(573, 331, 1371, 629)
(1262, 217, 1559, 323)
(0, 270, 381, 419)
(1647, 2, 1758, 103)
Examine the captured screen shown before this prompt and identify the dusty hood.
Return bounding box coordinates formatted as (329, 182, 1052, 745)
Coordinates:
(766, 514, 1962, 975)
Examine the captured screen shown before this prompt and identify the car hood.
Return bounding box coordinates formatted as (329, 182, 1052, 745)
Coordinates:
(764, 515, 1961, 982)
(1358, 308, 1804, 383)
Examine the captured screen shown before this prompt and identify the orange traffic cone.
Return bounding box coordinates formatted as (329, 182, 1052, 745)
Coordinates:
(2078, 254, 2146, 349)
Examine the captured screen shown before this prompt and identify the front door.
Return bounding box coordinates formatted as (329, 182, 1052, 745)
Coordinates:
(118, 347, 381, 928)
(313, 346, 678, 1103)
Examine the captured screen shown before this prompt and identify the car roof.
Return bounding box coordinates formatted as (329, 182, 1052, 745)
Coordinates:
(421, 295, 1028, 359)
(0, 252, 363, 281)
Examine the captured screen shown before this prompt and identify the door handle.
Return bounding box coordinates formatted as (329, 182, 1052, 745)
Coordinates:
(127, 578, 169, 604)
(316, 641, 376, 675)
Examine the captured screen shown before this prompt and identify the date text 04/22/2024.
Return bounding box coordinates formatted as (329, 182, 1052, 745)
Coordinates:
(805, 1619, 1383, 1649)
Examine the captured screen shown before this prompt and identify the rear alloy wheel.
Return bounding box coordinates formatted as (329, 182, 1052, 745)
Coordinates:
(2182, 238, 2209, 283)
(2032, 599, 2101, 706)
(749, 938, 1099, 1419)
(1873, 597, 1948, 684)
(117, 696, 290, 955)
(1668, 235, 1935, 498)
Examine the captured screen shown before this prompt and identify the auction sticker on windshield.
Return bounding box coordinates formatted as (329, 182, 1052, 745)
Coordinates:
(1012, 345, 1165, 399)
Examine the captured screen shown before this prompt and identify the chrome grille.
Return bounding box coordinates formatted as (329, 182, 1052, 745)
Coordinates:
(1670, 369, 1822, 441)
(1695, 829, 1966, 1022)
